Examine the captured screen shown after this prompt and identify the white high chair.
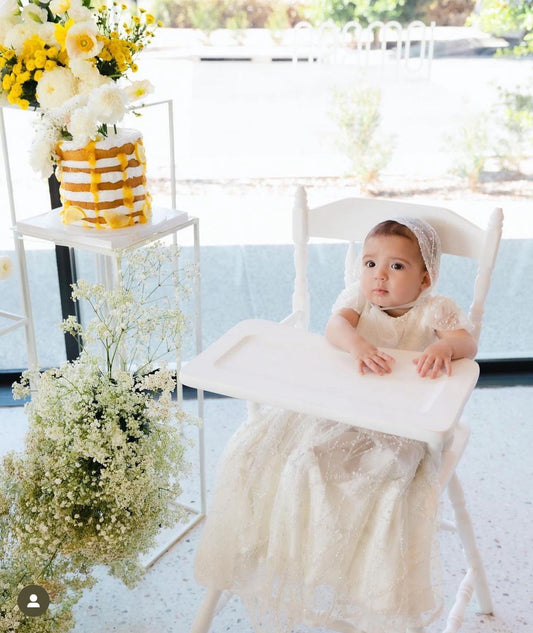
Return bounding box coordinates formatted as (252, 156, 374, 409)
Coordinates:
(183, 186, 503, 633)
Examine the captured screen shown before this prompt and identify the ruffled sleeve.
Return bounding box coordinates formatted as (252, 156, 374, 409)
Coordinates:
(331, 282, 366, 315)
(423, 295, 474, 333)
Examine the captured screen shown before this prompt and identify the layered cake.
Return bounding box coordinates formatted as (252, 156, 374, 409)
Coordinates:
(56, 128, 152, 229)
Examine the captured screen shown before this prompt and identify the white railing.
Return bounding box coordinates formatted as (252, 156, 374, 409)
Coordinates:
(291, 19, 435, 78)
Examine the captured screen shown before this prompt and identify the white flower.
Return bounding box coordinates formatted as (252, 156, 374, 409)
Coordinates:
(36, 66, 78, 110)
(29, 135, 57, 178)
(21, 3, 47, 23)
(69, 58, 111, 90)
(0, 0, 18, 23)
(4, 22, 40, 54)
(49, 0, 70, 16)
(87, 83, 127, 125)
(67, 106, 99, 145)
(37, 21, 57, 46)
(0, 255, 13, 280)
(124, 80, 154, 103)
(65, 20, 103, 60)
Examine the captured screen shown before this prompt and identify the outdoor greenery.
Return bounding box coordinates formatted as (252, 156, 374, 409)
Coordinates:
(329, 85, 394, 192)
(152, 0, 303, 30)
(445, 77, 533, 190)
(446, 109, 491, 190)
(493, 79, 533, 171)
(305, 0, 426, 26)
(152, 0, 479, 29)
(473, 0, 533, 56)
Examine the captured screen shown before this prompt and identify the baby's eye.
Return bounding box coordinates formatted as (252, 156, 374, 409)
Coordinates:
(391, 262, 404, 270)
(364, 260, 375, 268)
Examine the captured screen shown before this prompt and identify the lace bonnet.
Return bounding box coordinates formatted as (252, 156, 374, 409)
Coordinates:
(391, 216, 441, 289)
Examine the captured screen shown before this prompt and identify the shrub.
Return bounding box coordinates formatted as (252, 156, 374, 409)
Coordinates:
(446, 110, 491, 190)
(493, 79, 533, 172)
(329, 84, 394, 192)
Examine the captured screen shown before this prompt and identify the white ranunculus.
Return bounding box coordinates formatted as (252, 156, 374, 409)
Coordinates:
(88, 83, 127, 125)
(124, 80, 155, 103)
(36, 66, 79, 110)
(65, 20, 103, 60)
(68, 106, 99, 145)
(0, 256, 14, 281)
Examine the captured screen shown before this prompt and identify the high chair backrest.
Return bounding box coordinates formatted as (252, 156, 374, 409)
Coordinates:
(291, 186, 503, 342)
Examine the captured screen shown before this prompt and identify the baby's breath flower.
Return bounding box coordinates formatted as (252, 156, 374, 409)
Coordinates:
(2, 243, 194, 632)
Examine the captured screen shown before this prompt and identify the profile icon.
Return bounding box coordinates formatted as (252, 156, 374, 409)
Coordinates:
(27, 594, 40, 609)
(17, 585, 50, 617)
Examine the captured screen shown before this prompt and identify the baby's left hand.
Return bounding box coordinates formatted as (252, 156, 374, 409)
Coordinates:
(413, 340, 453, 379)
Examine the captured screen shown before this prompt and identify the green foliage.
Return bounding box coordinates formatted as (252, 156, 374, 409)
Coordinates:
(474, 0, 533, 56)
(266, 2, 291, 44)
(305, 0, 426, 26)
(446, 110, 491, 190)
(329, 84, 394, 192)
(493, 79, 533, 171)
(152, 0, 304, 29)
(226, 10, 249, 44)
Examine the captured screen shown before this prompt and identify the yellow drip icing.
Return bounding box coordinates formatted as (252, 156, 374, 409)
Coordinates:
(90, 171, 101, 202)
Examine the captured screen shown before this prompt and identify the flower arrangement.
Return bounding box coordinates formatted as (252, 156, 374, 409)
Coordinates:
(1, 244, 194, 632)
(0, 0, 160, 177)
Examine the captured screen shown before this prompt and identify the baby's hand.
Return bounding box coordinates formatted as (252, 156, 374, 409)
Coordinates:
(413, 340, 453, 379)
(351, 339, 395, 376)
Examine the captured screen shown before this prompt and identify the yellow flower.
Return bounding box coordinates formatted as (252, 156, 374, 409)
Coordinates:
(44, 59, 56, 71)
(10, 82, 22, 99)
(146, 14, 155, 25)
(34, 54, 46, 69)
(54, 19, 75, 51)
(2, 74, 14, 90)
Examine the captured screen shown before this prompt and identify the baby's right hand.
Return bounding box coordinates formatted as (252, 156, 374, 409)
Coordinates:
(350, 339, 395, 376)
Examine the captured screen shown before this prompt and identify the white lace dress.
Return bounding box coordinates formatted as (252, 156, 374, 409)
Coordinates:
(194, 289, 473, 633)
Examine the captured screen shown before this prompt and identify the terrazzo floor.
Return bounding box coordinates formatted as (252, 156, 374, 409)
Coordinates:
(1, 385, 531, 633)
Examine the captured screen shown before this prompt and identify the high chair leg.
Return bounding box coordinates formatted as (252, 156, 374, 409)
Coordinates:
(447, 473, 492, 614)
(190, 588, 222, 633)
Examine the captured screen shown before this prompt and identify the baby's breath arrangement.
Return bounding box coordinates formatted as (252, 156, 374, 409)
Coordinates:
(1, 244, 194, 632)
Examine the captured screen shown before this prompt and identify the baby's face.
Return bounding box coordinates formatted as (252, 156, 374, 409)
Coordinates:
(360, 234, 430, 314)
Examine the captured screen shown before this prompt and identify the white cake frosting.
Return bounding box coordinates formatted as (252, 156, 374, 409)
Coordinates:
(56, 128, 152, 229)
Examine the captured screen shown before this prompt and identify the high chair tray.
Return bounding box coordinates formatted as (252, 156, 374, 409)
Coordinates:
(180, 319, 479, 445)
